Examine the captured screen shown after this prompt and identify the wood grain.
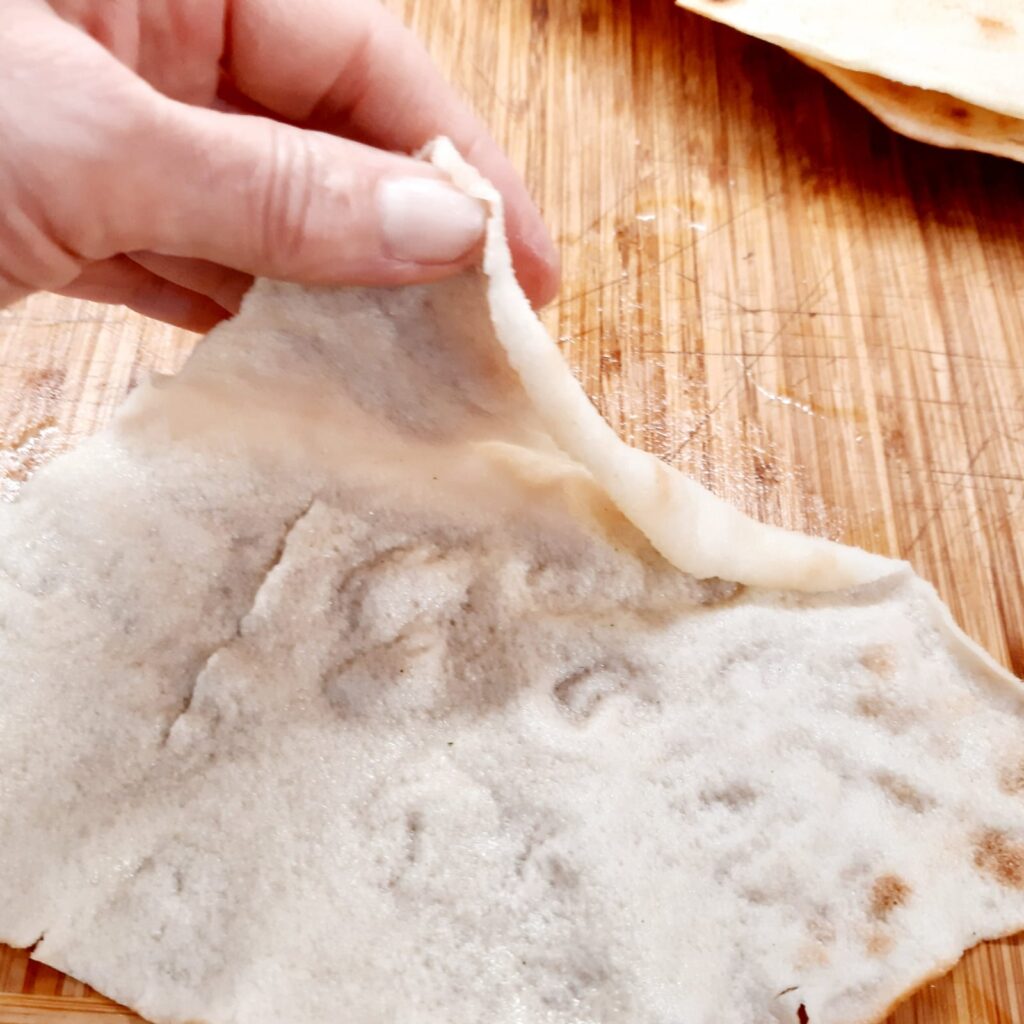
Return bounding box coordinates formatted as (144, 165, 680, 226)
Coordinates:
(1, 1, 1023, 1021)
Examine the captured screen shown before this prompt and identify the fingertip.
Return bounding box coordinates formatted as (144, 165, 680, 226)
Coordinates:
(505, 209, 561, 308)
(516, 235, 561, 309)
(457, 141, 560, 307)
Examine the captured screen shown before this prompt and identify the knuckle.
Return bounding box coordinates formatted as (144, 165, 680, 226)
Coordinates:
(251, 125, 323, 270)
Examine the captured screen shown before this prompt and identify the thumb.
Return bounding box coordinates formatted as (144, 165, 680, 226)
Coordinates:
(106, 100, 487, 287)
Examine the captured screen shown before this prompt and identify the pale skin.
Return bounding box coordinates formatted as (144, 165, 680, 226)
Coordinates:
(0, 0, 560, 332)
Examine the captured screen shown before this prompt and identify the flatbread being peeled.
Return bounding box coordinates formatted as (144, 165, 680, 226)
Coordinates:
(0, 140, 1022, 1024)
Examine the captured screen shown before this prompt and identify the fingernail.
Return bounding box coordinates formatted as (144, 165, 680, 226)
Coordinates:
(378, 178, 486, 264)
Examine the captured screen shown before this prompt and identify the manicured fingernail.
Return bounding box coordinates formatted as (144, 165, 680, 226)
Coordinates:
(378, 178, 486, 264)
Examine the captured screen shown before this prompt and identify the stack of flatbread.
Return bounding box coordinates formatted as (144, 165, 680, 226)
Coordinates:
(1, 142, 1023, 1024)
(675, 0, 1024, 162)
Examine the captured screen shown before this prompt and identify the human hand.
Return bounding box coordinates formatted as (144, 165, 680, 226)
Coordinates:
(0, 0, 559, 332)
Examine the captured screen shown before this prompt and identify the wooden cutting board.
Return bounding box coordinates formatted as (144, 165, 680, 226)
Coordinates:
(1, 1, 1023, 1021)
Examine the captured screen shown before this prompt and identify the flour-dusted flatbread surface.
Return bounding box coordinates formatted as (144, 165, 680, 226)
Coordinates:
(796, 54, 1024, 163)
(673, 1, 1024, 122)
(1, 141, 1023, 1024)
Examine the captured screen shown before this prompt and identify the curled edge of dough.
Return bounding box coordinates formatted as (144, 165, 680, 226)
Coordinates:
(425, 137, 891, 594)
(422, 138, 1018, 690)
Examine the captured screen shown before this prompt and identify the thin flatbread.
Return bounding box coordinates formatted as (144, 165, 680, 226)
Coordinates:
(673, 1, 1024, 122)
(0, 141, 1022, 1024)
(798, 54, 1024, 162)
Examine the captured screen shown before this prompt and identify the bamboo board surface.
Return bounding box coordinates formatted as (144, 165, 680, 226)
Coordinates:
(2, 0, 1023, 1021)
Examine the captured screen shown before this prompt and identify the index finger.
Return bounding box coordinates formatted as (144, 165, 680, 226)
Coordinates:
(222, 0, 560, 306)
